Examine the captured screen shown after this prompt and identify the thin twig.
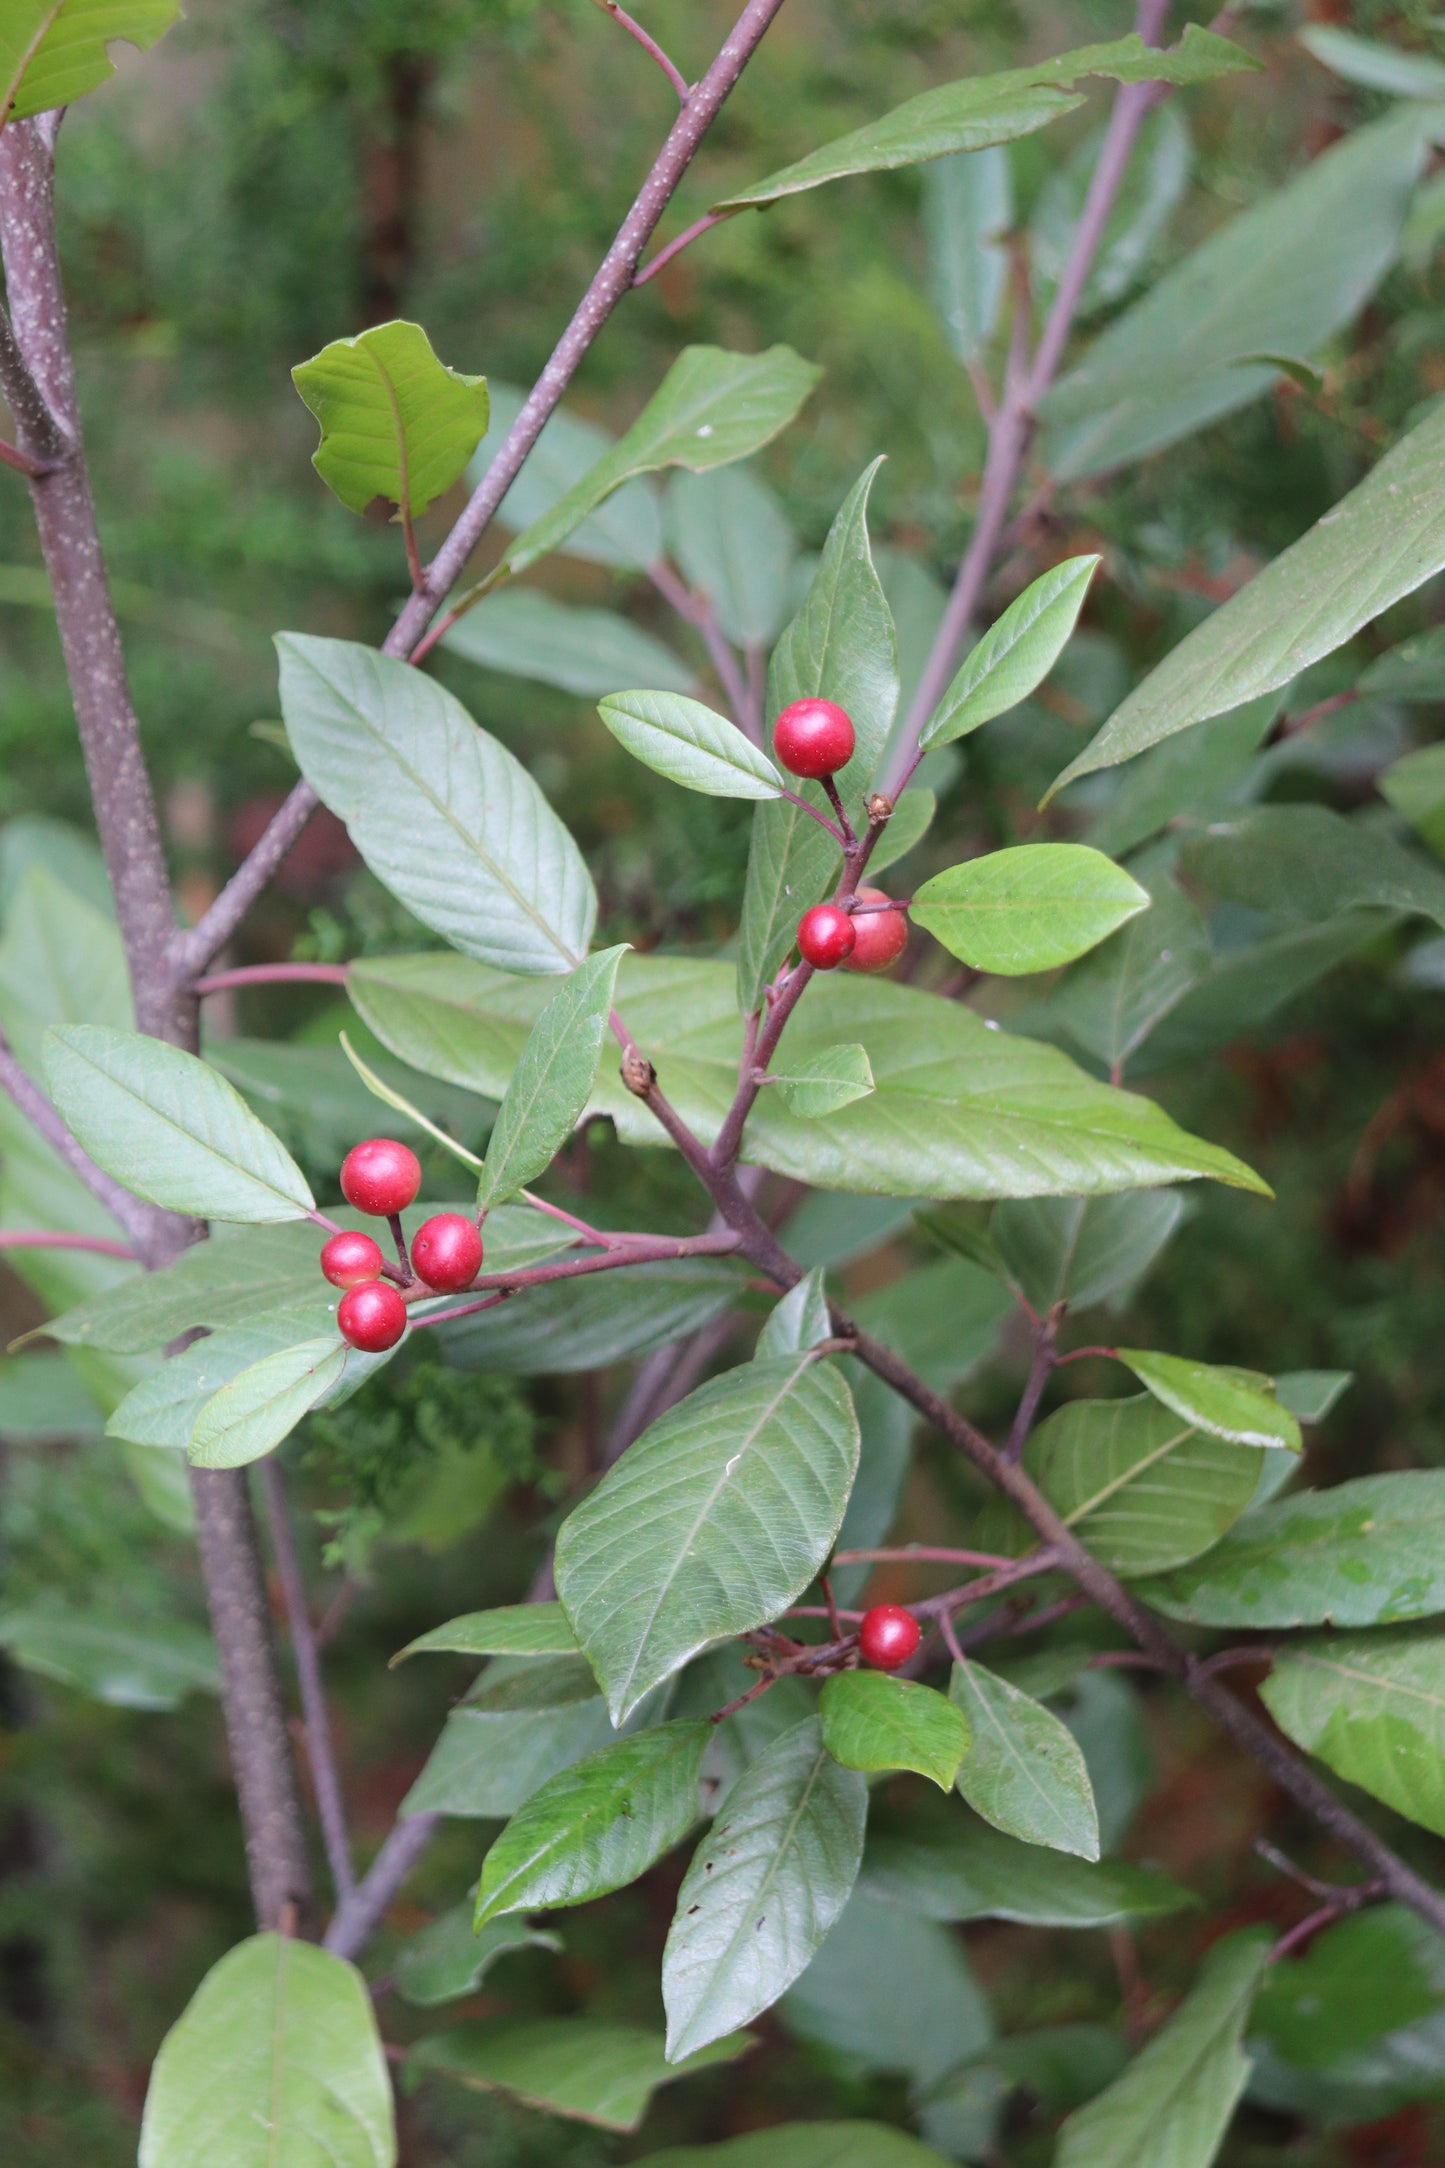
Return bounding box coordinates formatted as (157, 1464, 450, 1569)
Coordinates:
(1005, 1311, 1058, 1463)
(323, 1812, 439, 1961)
(260, 1461, 356, 1902)
(0, 1228, 135, 1259)
(591, 0, 692, 103)
(0, 435, 54, 479)
(633, 211, 731, 287)
(195, 963, 350, 996)
(649, 558, 761, 740)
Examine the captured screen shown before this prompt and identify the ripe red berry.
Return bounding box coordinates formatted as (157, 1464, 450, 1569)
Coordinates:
(844, 887, 909, 975)
(339, 1137, 422, 1217)
(336, 1279, 409, 1353)
(412, 1212, 485, 1293)
(773, 698, 856, 781)
(858, 1603, 921, 1671)
(319, 1230, 386, 1289)
(797, 903, 856, 971)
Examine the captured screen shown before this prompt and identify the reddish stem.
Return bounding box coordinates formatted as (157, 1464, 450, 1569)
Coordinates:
(194, 963, 351, 995)
(594, 0, 692, 103)
(633, 211, 730, 287)
(0, 1228, 135, 1259)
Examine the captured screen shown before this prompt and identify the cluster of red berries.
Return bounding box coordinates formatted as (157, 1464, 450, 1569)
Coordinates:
(320, 1138, 485, 1353)
(772, 699, 909, 977)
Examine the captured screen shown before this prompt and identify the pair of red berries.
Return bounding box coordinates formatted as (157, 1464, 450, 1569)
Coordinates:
(772, 700, 909, 977)
(320, 1138, 485, 1353)
(857, 1603, 921, 1670)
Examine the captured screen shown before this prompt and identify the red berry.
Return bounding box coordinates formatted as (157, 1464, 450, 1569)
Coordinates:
(773, 698, 856, 781)
(844, 887, 909, 975)
(858, 1604, 921, 1671)
(320, 1230, 386, 1289)
(797, 903, 856, 971)
(412, 1212, 485, 1293)
(336, 1279, 409, 1353)
(339, 1137, 422, 1217)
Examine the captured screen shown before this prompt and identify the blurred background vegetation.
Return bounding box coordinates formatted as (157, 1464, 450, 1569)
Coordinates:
(9, 1, 1445, 2161)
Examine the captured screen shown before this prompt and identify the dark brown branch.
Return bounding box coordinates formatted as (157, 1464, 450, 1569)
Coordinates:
(261, 1460, 355, 1902)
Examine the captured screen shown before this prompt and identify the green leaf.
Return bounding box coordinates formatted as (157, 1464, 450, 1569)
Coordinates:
(1275, 1370, 1352, 1423)
(868, 786, 937, 875)
(1050, 863, 1210, 1075)
(860, 1822, 1195, 1928)
(758, 1268, 832, 1358)
(394, 1909, 561, 2009)
(1381, 743, 1445, 859)
(2, 0, 179, 128)
(443, 588, 695, 696)
(770, 1042, 875, 1119)
(597, 690, 785, 799)
(44, 1025, 315, 1224)
(0, 1605, 216, 1711)
(1054, 1932, 1269, 2168)
(292, 320, 488, 519)
(478, 947, 627, 1208)
(502, 346, 821, 577)
(1032, 103, 1191, 319)
(1040, 106, 1433, 485)
(1251, 1908, 1440, 2071)
(408, 2019, 748, 2133)
(920, 557, 1101, 749)
(1300, 24, 1445, 98)
(1030, 1394, 1263, 1577)
(1358, 623, 1445, 701)
(991, 1191, 1183, 1313)
(1050, 385, 1445, 795)
(401, 1656, 618, 1819)
(394, 1602, 580, 1663)
(39, 1207, 557, 1351)
(338, 1030, 484, 1174)
(108, 1305, 338, 1448)
(138, 1933, 395, 2168)
(1260, 1631, 1445, 1838)
(1182, 805, 1445, 932)
(736, 460, 899, 1013)
(665, 465, 798, 647)
(781, 1885, 993, 2089)
(1082, 694, 1279, 860)
(481, 380, 662, 569)
(912, 843, 1147, 975)
(277, 633, 594, 974)
(476, 1720, 711, 1923)
(714, 30, 1257, 212)
(1136, 1472, 1445, 1628)
(853, 1257, 1010, 1393)
(0, 1351, 102, 1440)
(1116, 1348, 1302, 1452)
(348, 951, 1268, 1201)
(0, 861, 129, 1078)
(923, 145, 1011, 365)
(949, 1659, 1100, 1859)
(555, 1354, 859, 1722)
(188, 1337, 351, 1470)
(643, 2127, 952, 2168)
(1138, 912, 1387, 1076)
(443, 1256, 742, 1375)
(819, 1671, 969, 1790)
(662, 1716, 868, 2060)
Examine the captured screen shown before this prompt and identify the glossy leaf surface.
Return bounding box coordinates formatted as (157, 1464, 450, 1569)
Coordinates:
(920, 557, 1100, 748)
(819, 1671, 969, 1790)
(1261, 1631, 1445, 1838)
(409, 2019, 746, 2132)
(2, 0, 179, 126)
(771, 1042, 875, 1119)
(1117, 1348, 1302, 1451)
(912, 843, 1147, 975)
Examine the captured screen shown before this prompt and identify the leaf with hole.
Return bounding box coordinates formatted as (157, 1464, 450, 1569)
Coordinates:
(1135, 1472, 1445, 1628)
(476, 1720, 711, 1923)
(819, 1670, 968, 1791)
(44, 1025, 314, 1224)
(714, 30, 1257, 211)
(598, 691, 785, 799)
(920, 558, 1101, 750)
(555, 1354, 859, 1721)
(478, 947, 627, 1207)
(949, 1660, 1100, 1858)
(736, 461, 899, 1013)
(2, 0, 180, 127)
(138, 1933, 394, 2168)
(292, 320, 488, 519)
(912, 843, 1147, 975)
(502, 346, 821, 576)
(662, 1716, 868, 2060)
(1260, 1631, 1445, 1839)
(1117, 1348, 1301, 1452)
(1029, 1393, 1262, 1577)
(278, 633, 595, 974)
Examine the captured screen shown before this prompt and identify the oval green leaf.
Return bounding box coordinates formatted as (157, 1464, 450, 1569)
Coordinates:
(919, 556, 1101, 749)
(598, 690, 785, 799)
(949, 1659, 1099, 1859)
(1117, 1347, 1302, 1452)
(292, 320, 488, 518)
(820, 1670, 968, 1791)
(188, 1336, 351, 1469)
(912, 843, 1147, 975)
